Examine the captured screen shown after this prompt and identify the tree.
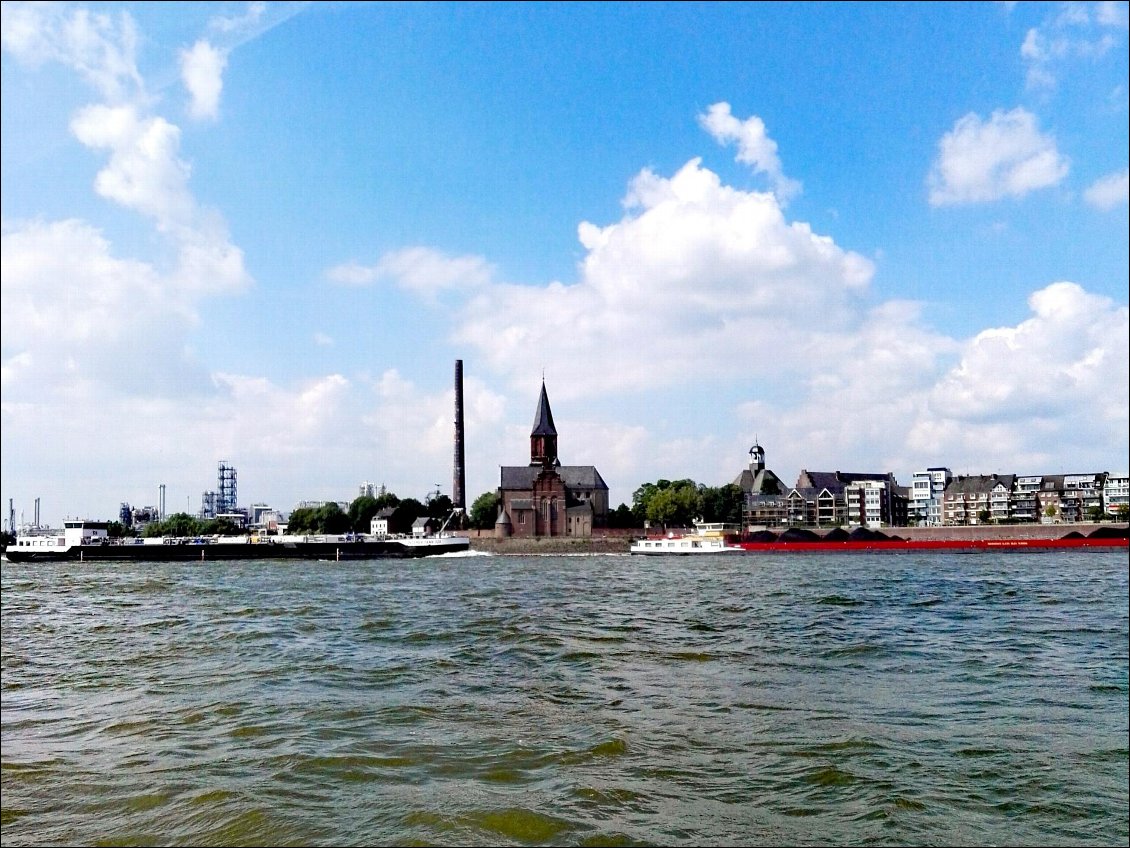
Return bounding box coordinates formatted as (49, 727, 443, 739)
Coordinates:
(977, 509, 992, 524)
(349, 495, 380, 533)
(469, 491, 500, 530)
(607, 503, 639, 529)
(427, 493, 454, 520)
(316, 502, 351, 534)
(374, 492, 400, 510)
(200, 517, 242, 536)
(1117, 504, 1129, 521)
(700, 484, 743, 524)
(646, 482, 702, 528)
(286, 506, 319, 534)
(140, 512, 203, 538)
(391, 498, 425, 534)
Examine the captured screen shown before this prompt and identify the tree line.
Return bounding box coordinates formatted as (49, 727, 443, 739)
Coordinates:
(98, 490, 459, 538)
(465, 479, 744, 530)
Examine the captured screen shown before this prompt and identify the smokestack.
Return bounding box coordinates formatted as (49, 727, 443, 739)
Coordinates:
(453, 359, 466, 511)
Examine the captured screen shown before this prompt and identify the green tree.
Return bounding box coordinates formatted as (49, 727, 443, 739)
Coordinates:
(286, 506, 319, 534)
(374, 492, 400, 511)
(107, 521, 126, 539)
(391, 498, 425, 534)
(316, 502, 351, 534)
(349, 495, 380, 533)
(200, 517, 242, 536)
(469, 491, 501, 530)
(142, 512, 203, 538)
(427, 493, 454, 520)
(1116, 504, 1129, 521)
(607, 503, 639, 529)
(700, 484, 743, 524)
(978, 509, 992, 524)
(646, 482, 702, 528)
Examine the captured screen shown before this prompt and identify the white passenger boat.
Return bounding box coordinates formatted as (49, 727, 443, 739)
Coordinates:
(629, 522, 744, 555)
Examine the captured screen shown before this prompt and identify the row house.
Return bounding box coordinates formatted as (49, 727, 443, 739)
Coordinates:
(943, 472, 1113, 524)
(844, 479, 910, 529)
(989, 475, 1016, 523)
(1104, 474, 1129, 516)
(1041, 474, 1106, 523)
(792, 470, 905, 528)
(909, 467, 952, 526)
(1012, 476, 1042, 523)
(942, 475, 998, 525)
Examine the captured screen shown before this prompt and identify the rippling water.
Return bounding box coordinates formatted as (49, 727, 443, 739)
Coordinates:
(2, 551, 1127, 846)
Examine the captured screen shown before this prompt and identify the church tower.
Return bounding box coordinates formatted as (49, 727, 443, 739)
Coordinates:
(749, 443, 765, 474)
(530, 381, 559, 467)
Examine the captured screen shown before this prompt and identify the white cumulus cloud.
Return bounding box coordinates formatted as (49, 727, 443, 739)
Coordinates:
(1084, 167, 1130, 209)
(0, 2, 144, 102)
(698, 102, 802, 202)
(1020, 1, 1128, 90)
(928, 108, 1069, 206)
(180, 40, 227, 121)
(453, 157, 872, 399)
(325, 247, 495, 299)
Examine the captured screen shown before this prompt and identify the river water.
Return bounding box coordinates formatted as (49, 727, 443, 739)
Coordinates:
(1, 551, 1126, 846)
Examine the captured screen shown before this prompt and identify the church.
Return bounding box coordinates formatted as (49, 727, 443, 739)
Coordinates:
(495, 382, 609, 538)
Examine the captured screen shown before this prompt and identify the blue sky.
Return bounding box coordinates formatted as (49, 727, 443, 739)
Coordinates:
(2, 1, 1128, 527)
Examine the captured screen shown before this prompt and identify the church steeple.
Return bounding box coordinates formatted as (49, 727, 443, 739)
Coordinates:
(530, 381, 559, 467)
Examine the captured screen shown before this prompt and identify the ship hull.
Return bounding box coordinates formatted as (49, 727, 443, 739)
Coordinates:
(734, 536, 1128, 553)
(4, 537, 470, 563)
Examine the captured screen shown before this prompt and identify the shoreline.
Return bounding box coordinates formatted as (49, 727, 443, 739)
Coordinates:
(469, 522, 1129, 555)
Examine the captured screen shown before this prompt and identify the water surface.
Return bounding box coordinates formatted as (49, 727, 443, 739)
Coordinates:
(2, 551, 1127, 846)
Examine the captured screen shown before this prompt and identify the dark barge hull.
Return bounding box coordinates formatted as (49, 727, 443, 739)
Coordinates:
(734, 537, 1128, 553)
(4, 538, 470, 563)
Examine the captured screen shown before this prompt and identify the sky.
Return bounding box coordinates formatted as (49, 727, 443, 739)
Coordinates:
(2, 1, 1128, 529)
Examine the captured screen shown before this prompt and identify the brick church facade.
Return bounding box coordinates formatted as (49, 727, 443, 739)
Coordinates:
(495, 382, 609, 538)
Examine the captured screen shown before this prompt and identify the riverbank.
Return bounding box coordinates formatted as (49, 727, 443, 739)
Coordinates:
(468, 522, 1128, 555)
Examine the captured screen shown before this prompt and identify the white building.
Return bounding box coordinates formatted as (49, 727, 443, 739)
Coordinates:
(1102, 474, 1128, 517)
(909, 467, 951, 526)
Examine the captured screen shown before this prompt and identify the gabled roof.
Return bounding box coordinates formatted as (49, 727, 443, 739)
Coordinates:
(945, 475, 999, 495)
(795, 470, 897, 493)
(531, 381, 557, 437)
(500, 465, 608, 491)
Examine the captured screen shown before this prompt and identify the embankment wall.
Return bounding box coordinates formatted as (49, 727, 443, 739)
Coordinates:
(467, 523, 1128, 555)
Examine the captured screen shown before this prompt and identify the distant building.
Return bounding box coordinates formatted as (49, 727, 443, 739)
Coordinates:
(370, 507, 396, 536)
(495, 381, 609, 538)
(412, 516, 440, 537)
(943, 475, 999, 525)
(1104, 473, 1129, 516)
(909, 467, 952, 526)
(733, 444, 790, 528)
(790, 469, 906, 527)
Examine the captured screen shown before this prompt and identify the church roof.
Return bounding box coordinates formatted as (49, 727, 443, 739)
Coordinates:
(501, 465, 608, 491)
(531, 382, 557, 436)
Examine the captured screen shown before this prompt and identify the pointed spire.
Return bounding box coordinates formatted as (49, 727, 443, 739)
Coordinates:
(531, 380, 557, 437)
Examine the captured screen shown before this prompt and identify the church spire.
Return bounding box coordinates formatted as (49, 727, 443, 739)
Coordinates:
(530, 381, 559, 466)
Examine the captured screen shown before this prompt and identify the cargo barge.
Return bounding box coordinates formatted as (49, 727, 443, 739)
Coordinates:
(4, 520, 470, 563)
